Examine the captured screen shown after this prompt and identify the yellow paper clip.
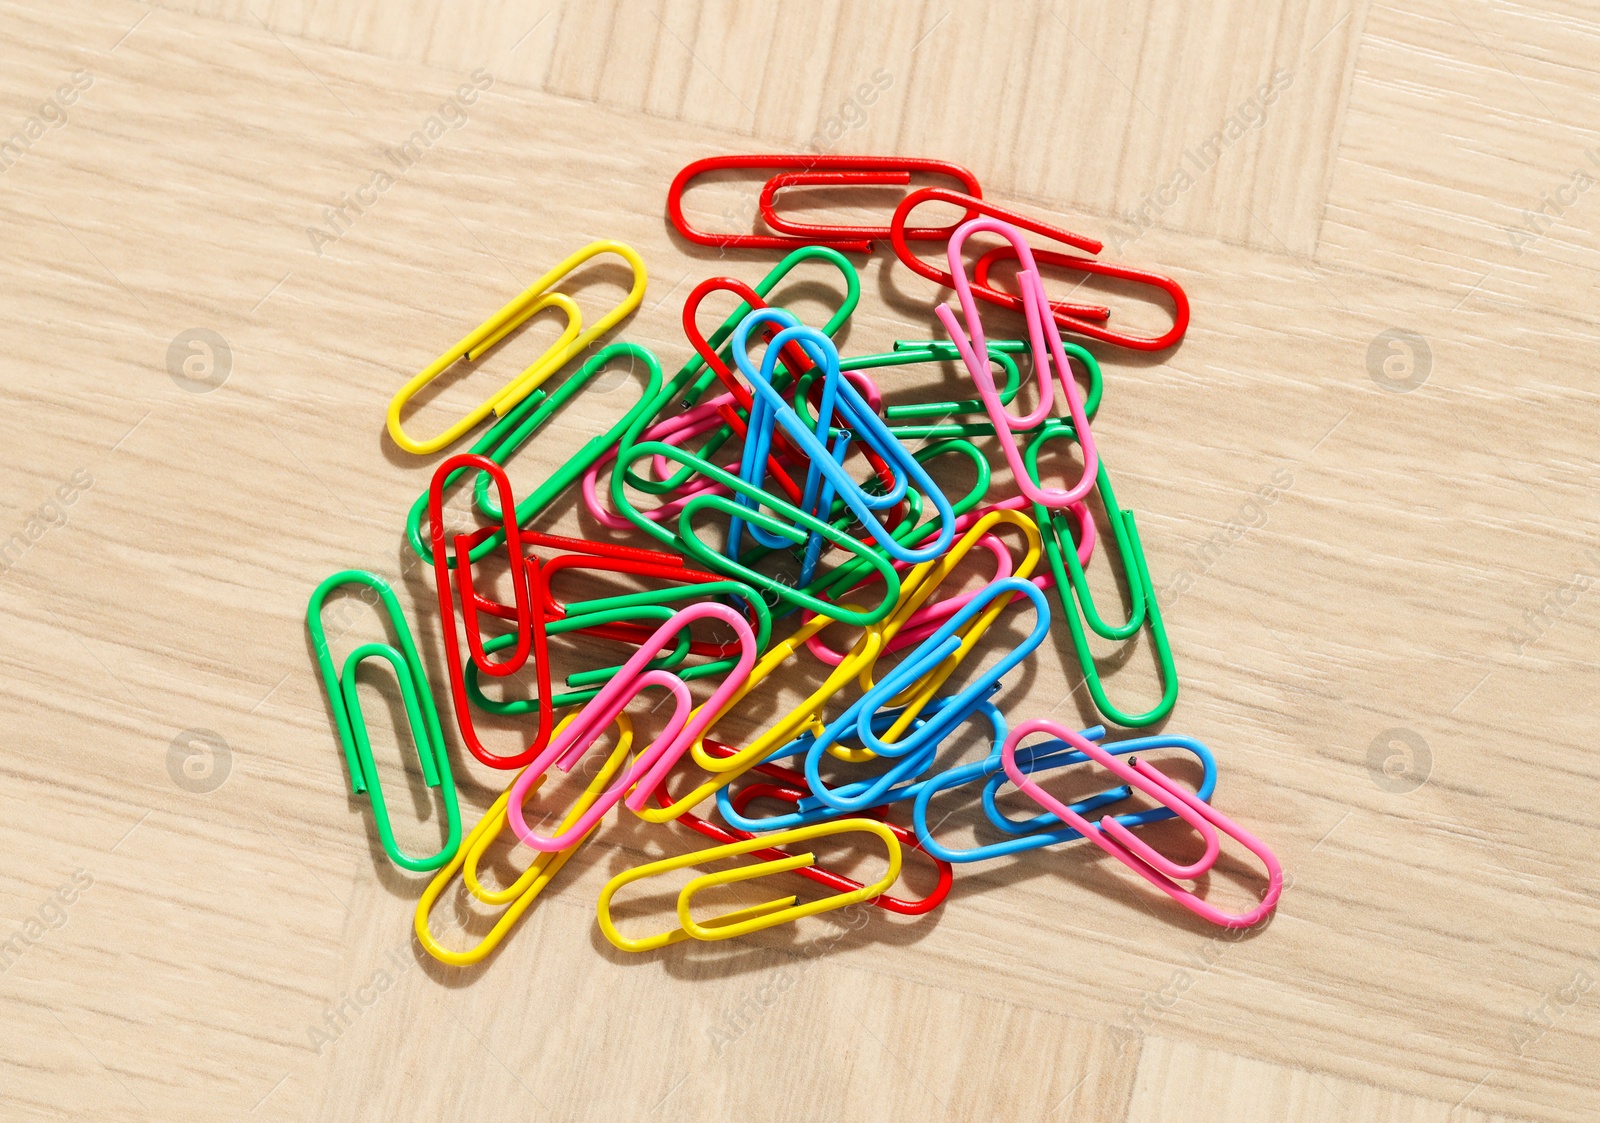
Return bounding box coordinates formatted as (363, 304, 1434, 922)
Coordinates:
(415, 715, 633, 966)
(636, 603, 885, 822)
(387, 240, 648, 455)
(596, 819, 901, 953)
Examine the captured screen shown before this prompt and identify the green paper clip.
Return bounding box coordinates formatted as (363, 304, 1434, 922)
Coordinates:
(1024, 423, 1176, 727)
(307, 570, 461, 871)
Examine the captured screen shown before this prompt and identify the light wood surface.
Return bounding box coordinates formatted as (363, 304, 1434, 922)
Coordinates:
(1, 2, 1596, 1120)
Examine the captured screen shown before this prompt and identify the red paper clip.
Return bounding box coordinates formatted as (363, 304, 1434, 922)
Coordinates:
(428, 456, 549, 769)
(889, 187, 1190, 352)
(669, 155, 983, 253)
(451, 528, 758, 659)
(428, 455, 535, 679)
(653, 741, 953, 916)
(520, 528, 687, 568)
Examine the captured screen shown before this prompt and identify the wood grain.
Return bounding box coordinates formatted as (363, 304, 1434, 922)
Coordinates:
(1, 1, 1596, 1120)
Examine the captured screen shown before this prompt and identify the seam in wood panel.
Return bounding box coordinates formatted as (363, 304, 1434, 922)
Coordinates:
(1309, 0, 1375, 259)
(32, 1, 1600, 340)
(143, 1, 1359, 265)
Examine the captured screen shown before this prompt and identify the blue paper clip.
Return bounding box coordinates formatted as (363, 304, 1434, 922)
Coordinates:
(725, 310, 956, 571)
(799, 578, 1051, 812)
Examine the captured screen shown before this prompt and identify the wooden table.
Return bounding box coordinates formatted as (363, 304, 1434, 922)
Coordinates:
(2, 2, 1595, 1119)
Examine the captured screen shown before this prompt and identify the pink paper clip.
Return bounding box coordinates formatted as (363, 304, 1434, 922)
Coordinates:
(935, 217, 1100, 508)
(506, 603, 759, 853)
(1001, 718, 1283, 928)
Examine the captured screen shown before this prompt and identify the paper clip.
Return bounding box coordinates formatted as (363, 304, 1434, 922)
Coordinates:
(728, 311, 957, 569)
(464, 553, 768, 714)
(757, 169, 983, 253)
(936, 216, 1100, 509)
(596, 819, 902, 952)
(467, 598, 684, 716)
(678, 276, 822, 507)
(1025, 422, 1177, 727)
(910, 714, 1217, 864)
(803, 519, 1020, 668)
(1003, 719, 1282, 928)
(428, 453, 537, 678)
(818, 339, 1091, 438)
(506, 602, 760, 852)
(611, 436, 904, 627)
(651, 245, 861, 426)
(469, 342, 663, 527)
(792, 508, 1046, 766)
(658, 743, 951, 916)
(852, 509, 1042, 715)
(427, 454, 543, 769)
(608, 270, 869, 527)
(594, 246, 860, 531)
(307, 570, 460, 872)
(531, 538, 767, 658)
(679, 274, 913, 525)
(972, 241, 1190, 352)
(803, 576, 1052, 812)
(387, 240, 647, 454)
(404, 342, 663, 567)
(442, 528, 754, 769)
(884, 337, 1103, 432)
(668, 155, 982, 253)
(779, 438, 1001, 621)
(636, 602, 888, 823)
(890, 188, 1189, 352)
(681, 277, 827, 417)
(716, 313, 909, 566)
(714, 696, 1007, 832)
(414, 716, 633, 965)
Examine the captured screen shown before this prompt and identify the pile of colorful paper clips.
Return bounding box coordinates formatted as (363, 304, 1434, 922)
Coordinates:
(308, 155, 1282, 967)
